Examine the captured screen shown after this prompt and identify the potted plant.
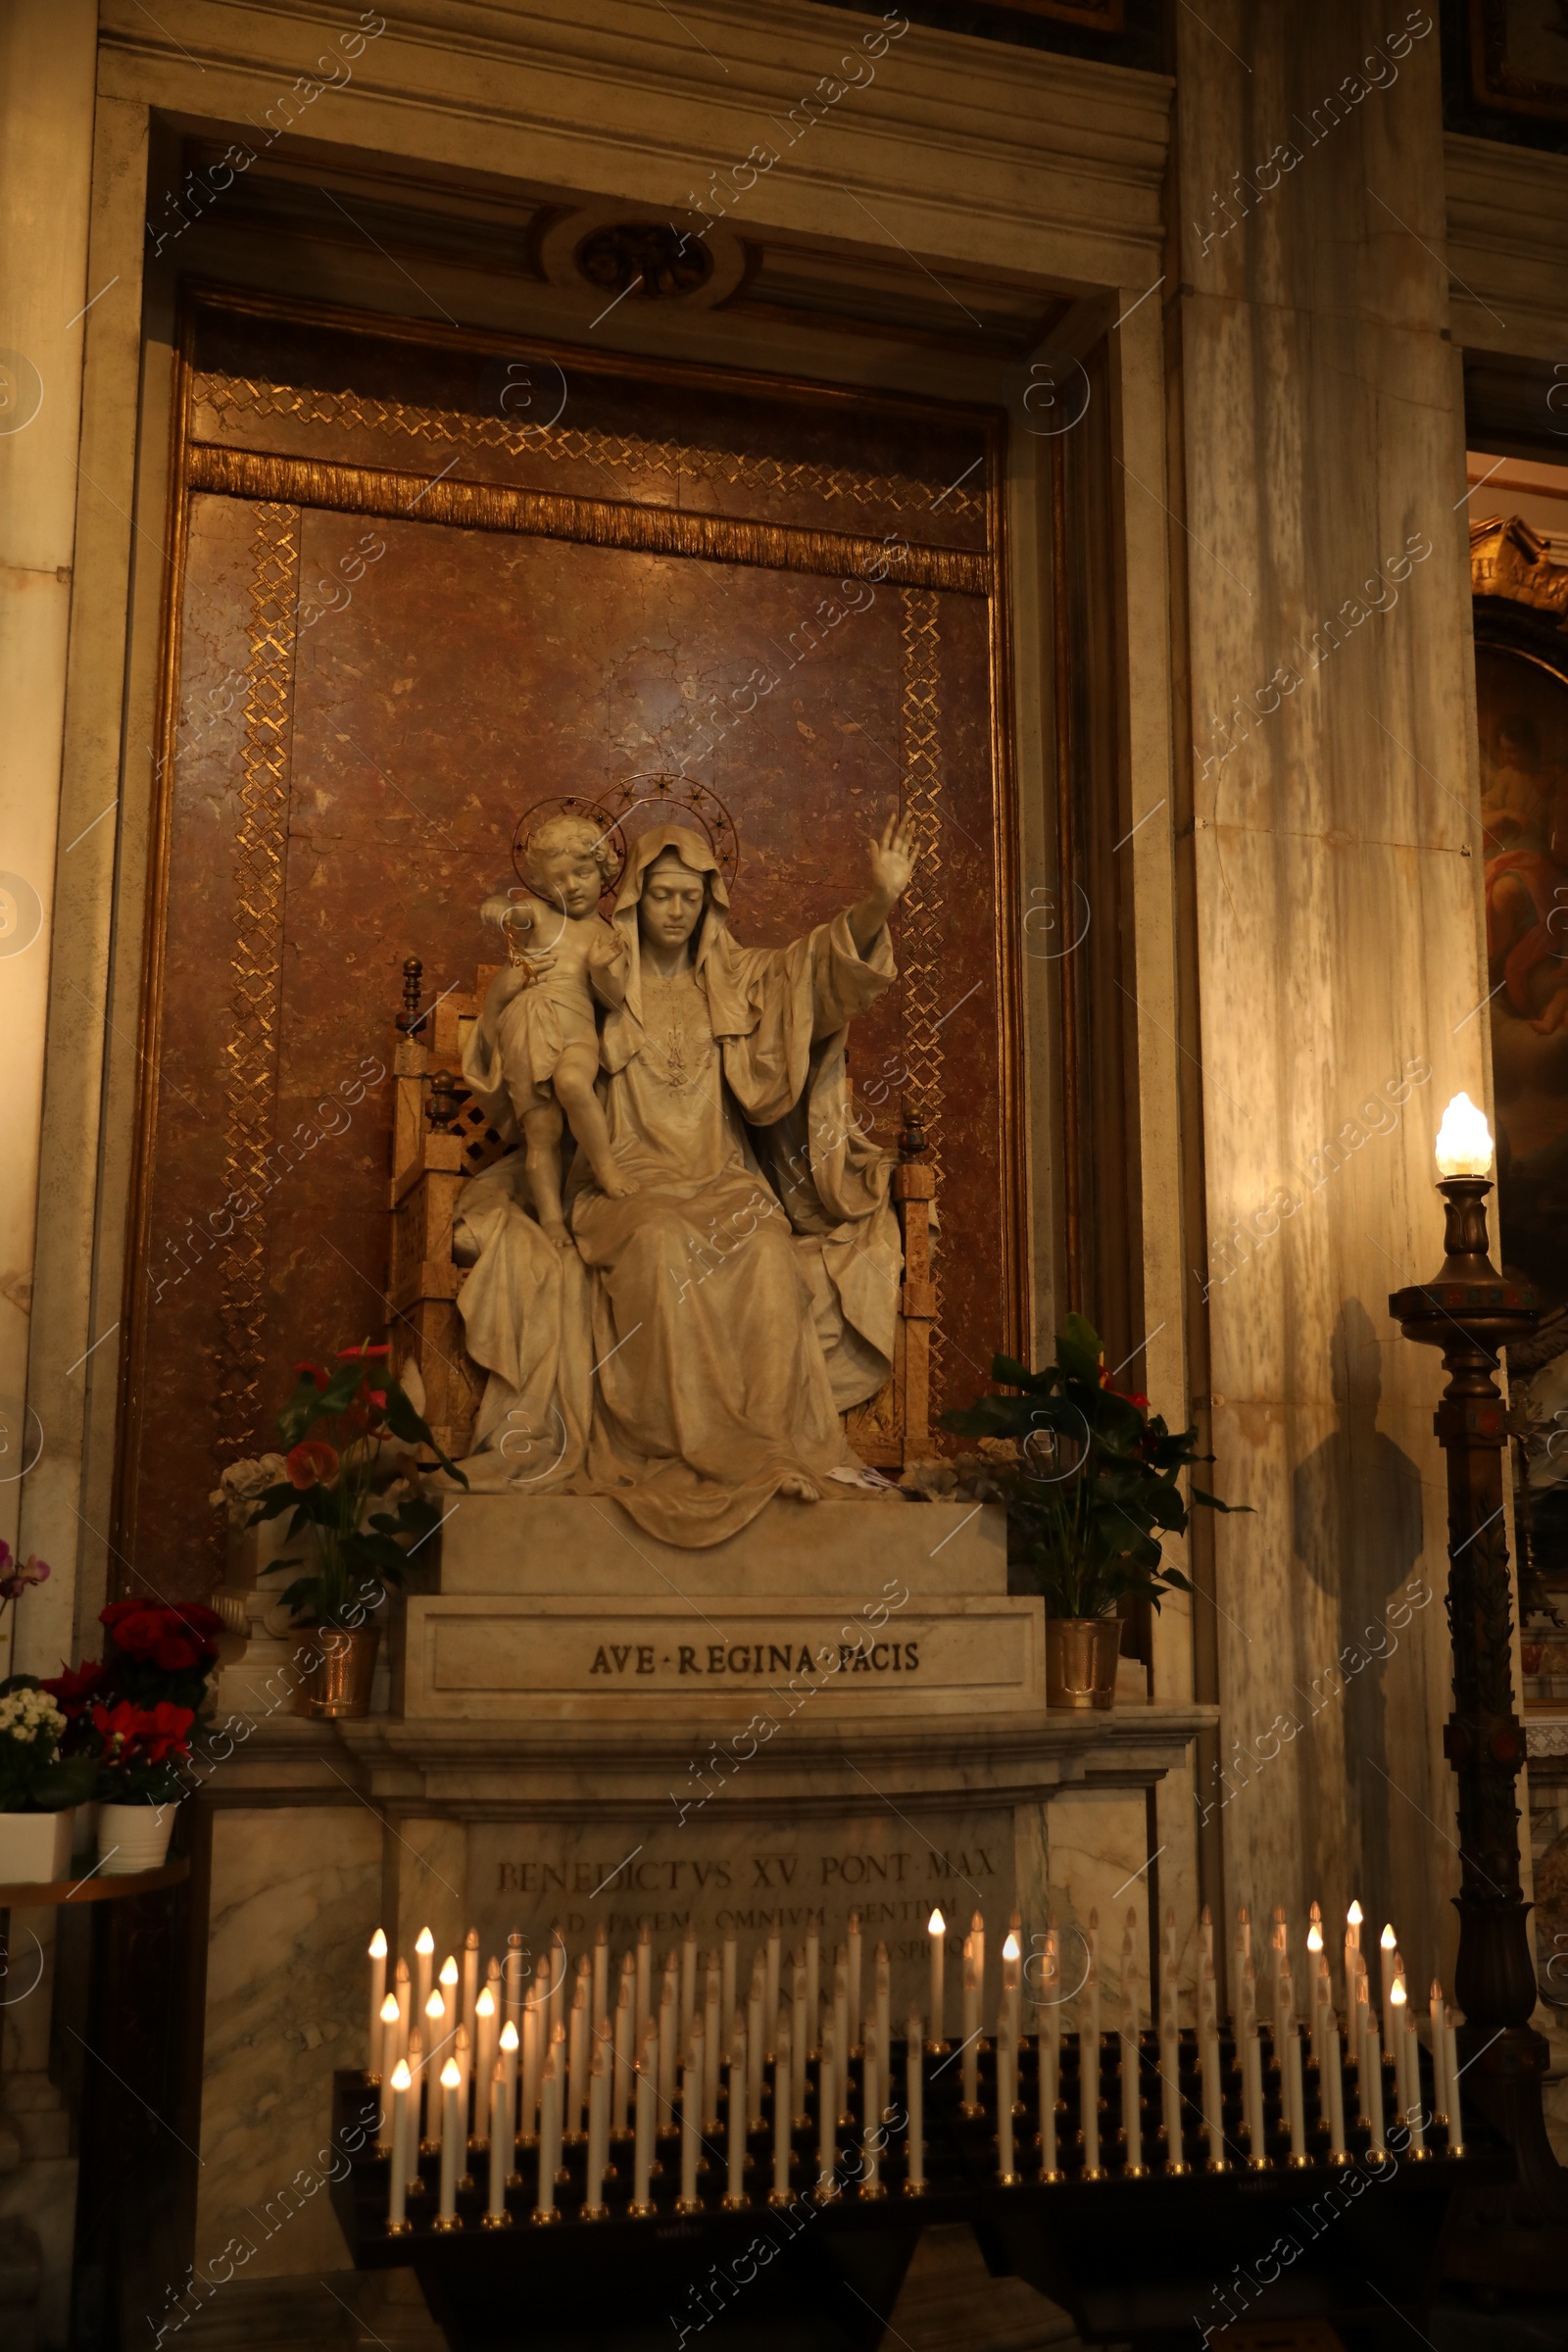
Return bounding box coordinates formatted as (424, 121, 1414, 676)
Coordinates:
(40, 1598, 222, 1872)
(938, 1313, 1245, 1710)
(245, 1344, 466, 1719)
(0, 1681, 95, 1884)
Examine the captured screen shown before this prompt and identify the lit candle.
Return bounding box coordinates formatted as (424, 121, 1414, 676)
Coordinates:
(725, 2019, 748, 2207)
(423, 1989, 447, 2148)
(476, 1977, 498, 2098)
(499, 2021, 519, 2177)
(791, 1951, 808, 2122)
(635, 1923, 652, 2041)
(1236, 1904, 1251, 1962)
(1379, 1925, 1397, 2061)
(592, 1921, 610, 2034)
(721, 1932, 737, 2037)
(484, 2061, 510, 2226)
(658, 1974, 677, 2117)
(848, 1911, 862, 2053)
(875, 1942, 892, 2078)
(1038, 2011, 1059, 2180)
(1390, 1977, 1411, 2124)
(906, 2013, 926, 2192)
(1445, 2005, 1463, 2152)
(771, 2013, 793, 2204)
(747, 1953, 765, 2128)
(612, 1965, 634, 2138)
(378, 1994, 402, 2139)
(1120, 1936, 1143, 2174)
(566, 1971, 588, 2141)
(1436, 1091, 1494, 1175)
(1305, 1924, 1325, 2066)
(1286, 2029, 1306, 2165)
(437, 2058, 463, 2226)
(439, 1949, 460, 2020)
(585, 2035, 610, 2217)
(997, 2016, 1016, 2181)
(1002, 1930, 1022, 2050)
(415, 1928, 435, 2026)
(927, 1909, 947, 2047)
(546, 1924, 569, 2052)
(1159, 1983, 1184, 2172)
(1080, 1967, 1101, 2175)
(534, 2036, 562, 2222)
(462, 1930, 479, 2055)
(970, 1908, 986, 2030)
(1243, 2025, 1266, 2165)
(1270, 1909, 1288, 2032)
(1238, 1955, 1256, 2044)
(861, 2019, 882, 2195)
(961, 1948, 981, 2114)
(817, 2018, 837, 2195)
(679, 2026, 703, 2212)
(806, 1914, 821, 2051)
(368, 1930, 388, 2074)
(703, 1954, 722, 2127)
(631, 2024, 657, 2214)
(1345, 1899, 1362, 2013)
(387, 2058, 413, 2232)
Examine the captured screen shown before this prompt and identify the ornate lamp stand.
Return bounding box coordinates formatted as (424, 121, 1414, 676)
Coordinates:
(1389, 1100, 1568, 2271)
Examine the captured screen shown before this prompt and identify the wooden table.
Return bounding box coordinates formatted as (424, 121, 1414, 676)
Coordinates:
(0, 1858, 188, 1908)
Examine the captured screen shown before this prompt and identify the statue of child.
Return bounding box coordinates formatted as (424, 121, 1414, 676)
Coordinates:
(479, 813, 634, 1242)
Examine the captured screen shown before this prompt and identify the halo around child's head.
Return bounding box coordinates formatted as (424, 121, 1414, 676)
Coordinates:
(511, 776, 739, 903)
(510, 799, 628, 899)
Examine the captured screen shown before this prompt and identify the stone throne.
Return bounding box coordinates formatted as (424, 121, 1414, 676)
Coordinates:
(383, 953, 940, 1474)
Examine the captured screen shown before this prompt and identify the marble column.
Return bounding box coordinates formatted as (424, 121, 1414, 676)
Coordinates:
(1172, 2, 1485, 1999)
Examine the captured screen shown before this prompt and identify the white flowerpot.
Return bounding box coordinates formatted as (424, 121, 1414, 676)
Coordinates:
(98, 1800, 177, 1876)
(72, 1801, 99, 1857)
(0, 1808, 74, 1886)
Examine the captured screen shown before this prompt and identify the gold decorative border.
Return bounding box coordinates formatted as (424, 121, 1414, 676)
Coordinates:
(215, 503, 300, 1450)
(187, 442, 990, 597)
(194, 370, 988, 529)
(1471, 514, 1568, 618)
(898, 585, 946, 1393)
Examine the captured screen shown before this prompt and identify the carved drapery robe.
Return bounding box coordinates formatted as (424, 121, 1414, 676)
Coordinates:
(455, 825, 902, 1545)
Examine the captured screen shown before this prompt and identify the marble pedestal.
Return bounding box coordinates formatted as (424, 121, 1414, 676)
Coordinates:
(189, 1494, 1213, 2316)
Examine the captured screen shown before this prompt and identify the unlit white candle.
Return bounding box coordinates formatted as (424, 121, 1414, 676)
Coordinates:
(1243, 2025, 1265, 2161)
(536, 2041, 561, 2219)
(486, 2063, 508, 2221)
(1445, 2006, 1463, 2151)
(704, 1957, 722, 2126)
(520, 1990, 541, 2141)
(748, 1955, 765, 2126)
(765, 1930, 781, 2047)
(1363, 2006, 1386, 2155)
(1430, 1979, 1448, 2123)
(807, 1914, 821, 2051)
(817, 2022, 837, 2190)
(636, 1923, 653, 2041)
(906, 2013, 925, 2190)
(1402, 2008, 1425, 2151)
(592, 1922, 609, 2034)
(1200, 2025, 1225, 2167)
(1080, 1969, 1101, 2172)
(612, 1971, 633, 2136)
(961, 1948, 980, 2110)
(1159, 1989, 1183, 2170)
(997, 2018, 1015, 2180)
(454, 2023, 471, 2148)
(721, 1933, 737, 2034)
(1286, 2030, 1306, 2162)
(726, 2022, 747, 2206)
(586, 2037, 609, 2215)
(791, 1953, 808, 2122)
(633, 2027, 657, 2210)
(680, 2034, 702, 2209)
(847, 1912, 862, 2052)
(567, 1975, 588, 2139)
(832, 1956, 850, 2117)
(1120, 1953, 1143, 2171)
(680, 1930, 698, 2039)
(1038, 2015, 1058, 2177)
(658, 1976, 677, 2115)
(388, 2059, 413, 2230)
(875, 1943, 892, 2080)
(462, 1931, 479, 2056)
(861, 2021, 881, 2192)
(773, 2015, 793, 2201)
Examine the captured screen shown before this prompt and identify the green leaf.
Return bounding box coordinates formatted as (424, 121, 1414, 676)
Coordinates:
(1055, 1312, 1104, 1388)
(1191, 1487, 1252, 1515)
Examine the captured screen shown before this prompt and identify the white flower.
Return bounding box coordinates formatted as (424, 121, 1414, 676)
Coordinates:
(210, 1453, 287, 1522)
(0, 1690, 65, 1744)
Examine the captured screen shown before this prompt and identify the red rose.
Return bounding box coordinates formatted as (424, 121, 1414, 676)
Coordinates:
(101, 1599, 221, 1672)
(286, 1439, 340, 1490)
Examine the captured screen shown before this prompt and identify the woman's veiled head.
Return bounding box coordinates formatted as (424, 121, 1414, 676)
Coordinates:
(615, 825, 727, 966)
(637, 848, 707, 958)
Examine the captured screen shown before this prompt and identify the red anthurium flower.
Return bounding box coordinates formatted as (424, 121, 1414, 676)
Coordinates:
(43, 1659, 108, 1715)
(338, 1343, 391, 1361)
(141, 1699, 195, 1764)
(294, 1360, 332, 1386)
(286, 1438, 340, 1489)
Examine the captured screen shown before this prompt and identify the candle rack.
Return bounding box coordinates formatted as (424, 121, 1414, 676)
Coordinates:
(330, 2024, 1507, 2352)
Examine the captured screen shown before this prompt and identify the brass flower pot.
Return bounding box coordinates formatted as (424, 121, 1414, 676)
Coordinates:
(291, 1624, 381, 1719)
(1045, 1616, 1121, 1712)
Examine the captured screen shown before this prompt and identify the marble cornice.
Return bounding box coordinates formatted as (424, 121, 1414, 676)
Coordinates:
(193, 1703, 1216, 1819)
(1445, 129, 1568, 353)
(96, 0, 1170, 283)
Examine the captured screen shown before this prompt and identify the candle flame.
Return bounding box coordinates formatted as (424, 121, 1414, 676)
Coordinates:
(1381, 1923, 1396, 1951)
(440, 2058, 461, 2088)
(440, 1955, 459, 1986)
(476, 1986, 495, 2018)
(379, 1993, 400, 2024)
(1391, 1977, 1406, 2008)
(1348, 1900, 1363, 1927)
(425, 1989, 445, 2020)
(1436, 1092, 1494, 1177)
(391, 2060, 412, 2091)
(368, 1929, 387, 1959)
(928, 1908, 945, 1935)
(416, 1927, 434, 1955)
(1307, 1925, 1323, 1952)
(1003, 1931, 1021, 1960)
(500, 2021, 518, 2051)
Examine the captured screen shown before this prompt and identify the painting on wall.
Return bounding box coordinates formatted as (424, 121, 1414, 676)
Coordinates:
(1471, 0, 1568, 121)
